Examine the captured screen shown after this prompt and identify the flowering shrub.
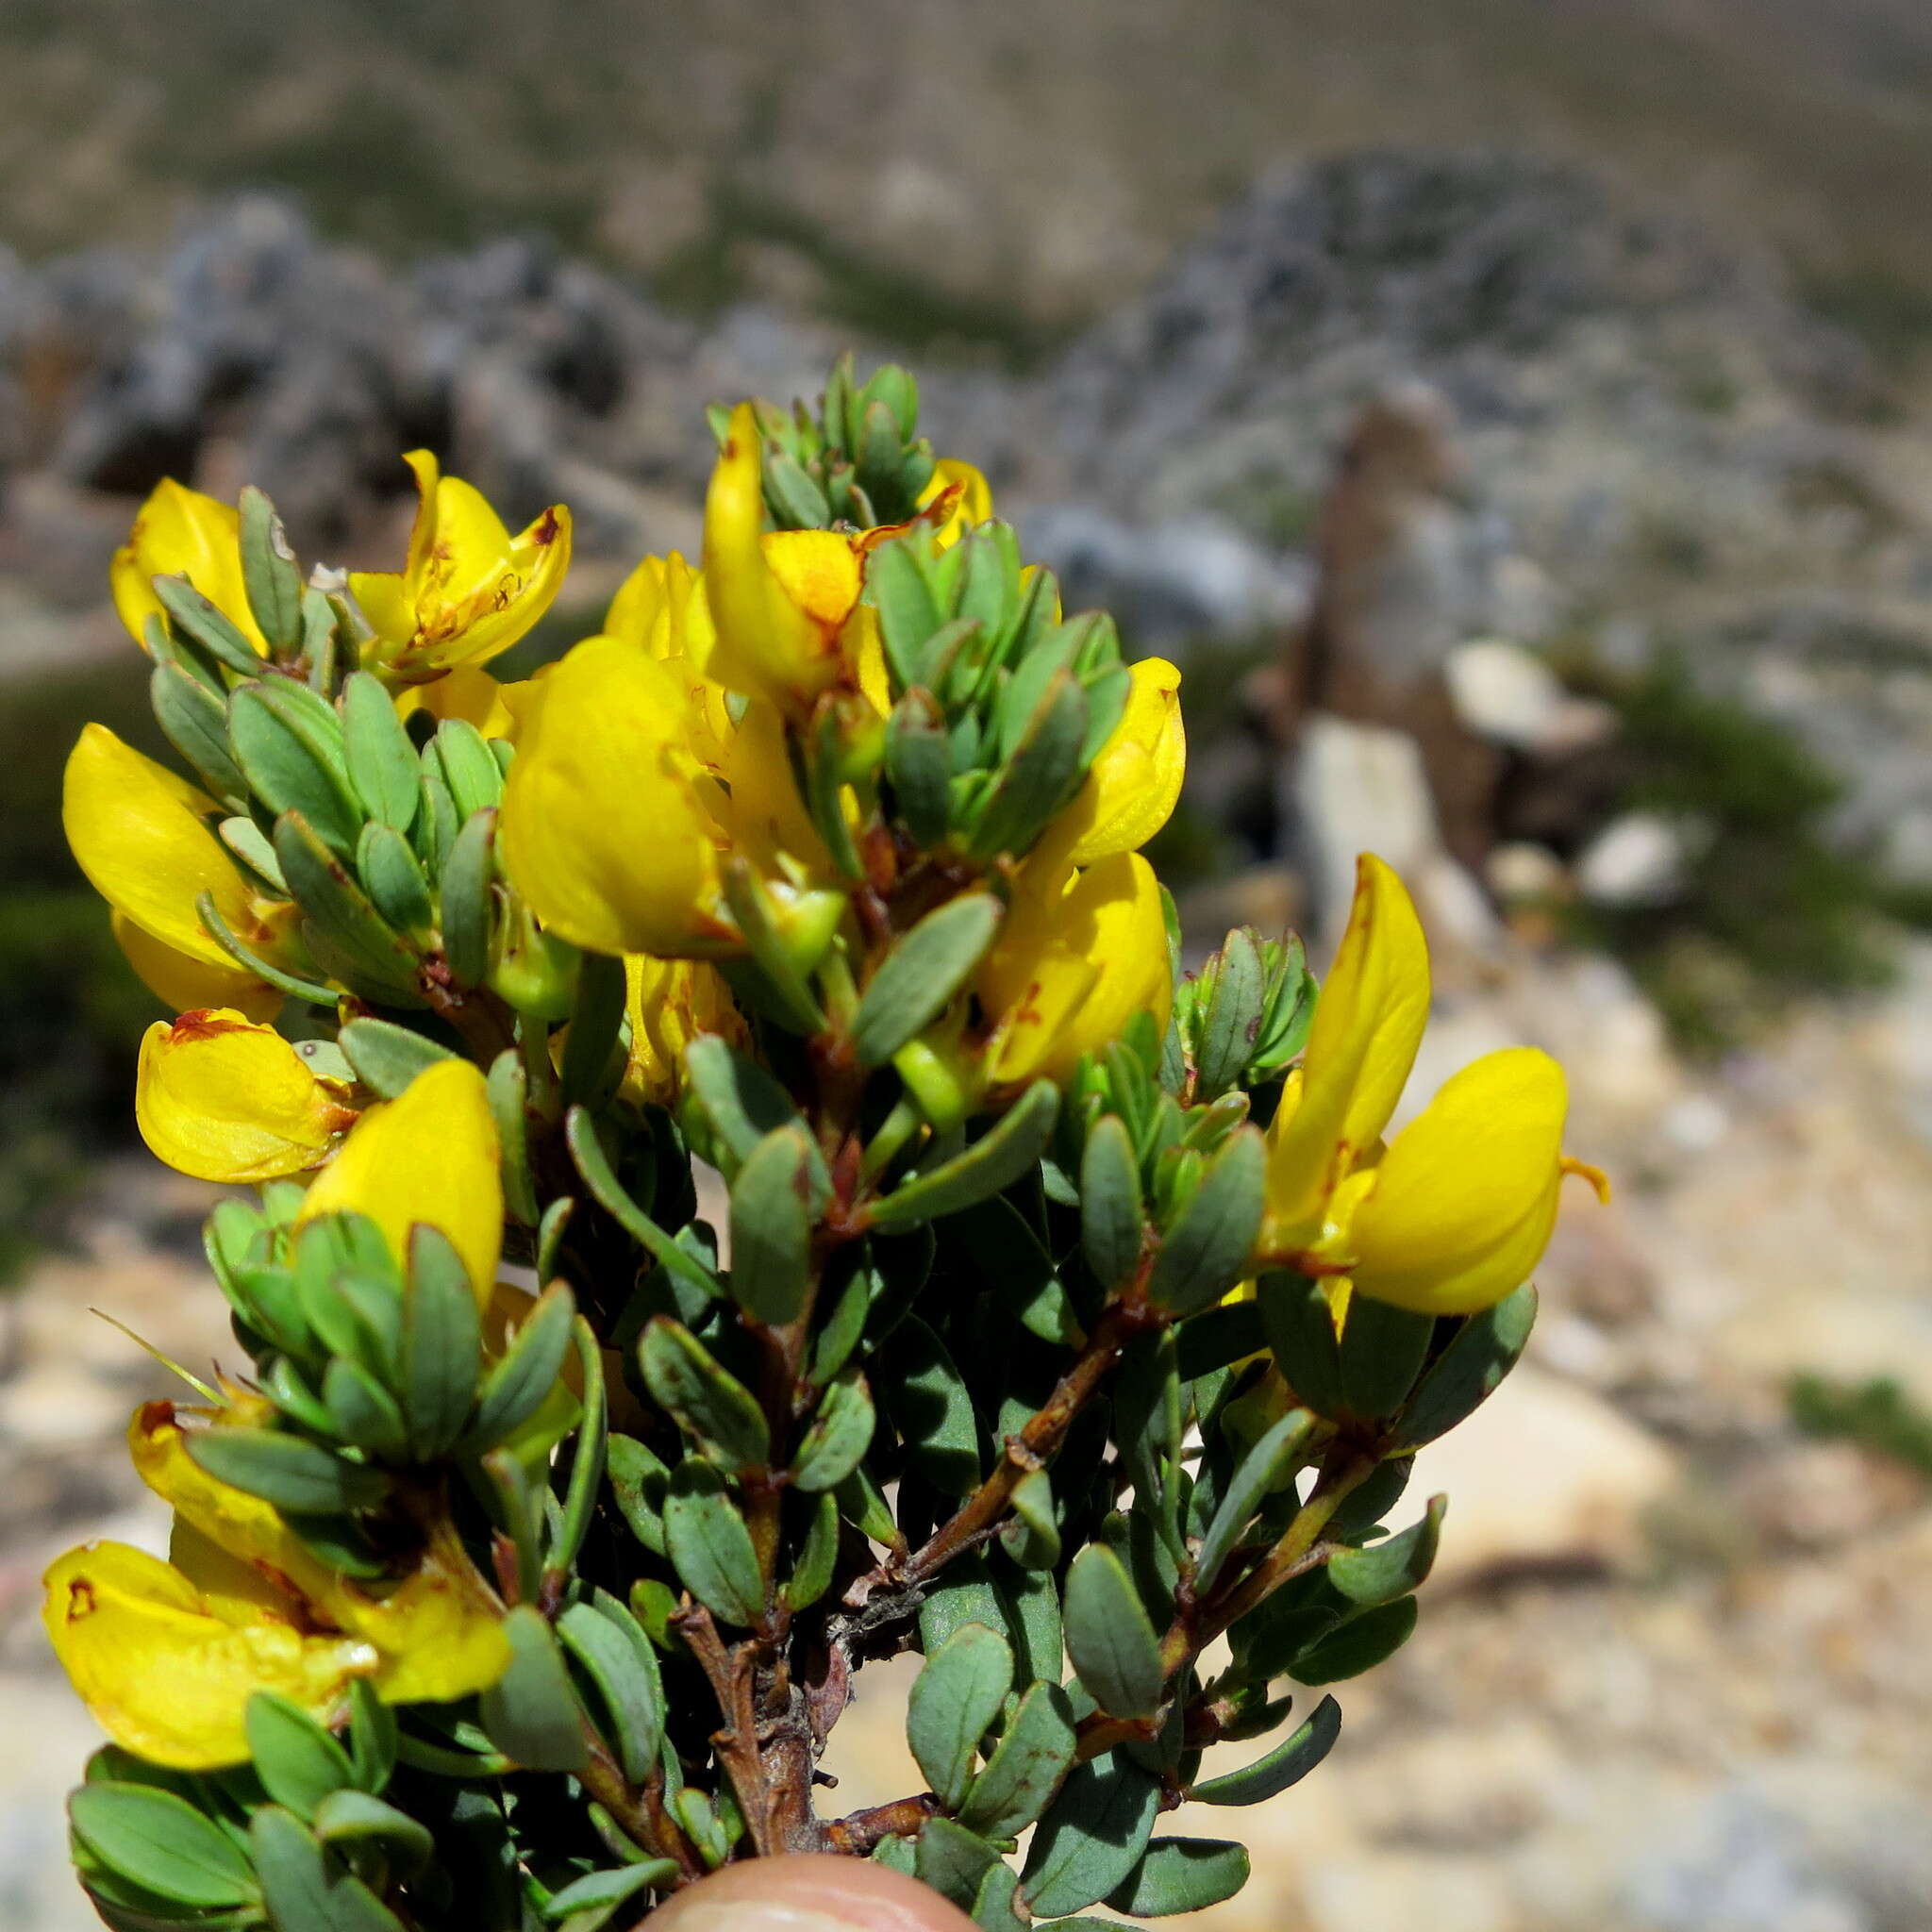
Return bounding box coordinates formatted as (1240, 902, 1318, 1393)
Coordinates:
(48, 358, 1601, 1929)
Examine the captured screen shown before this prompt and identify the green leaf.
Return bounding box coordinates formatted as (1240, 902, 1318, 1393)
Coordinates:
(397, 1224, 481, 1458)
(149, 660, 245, 803)
(727, 1124, 824, 1325)
(558, 1601, 665, 1784)
(1021, 1753, 1160, 1919)
(916, 1817, 1004, 1910)
(488, 1049, 540, 1226)
(999, 1552, 1063, 1689)
(1395, 1285, 1538, 1449)
(960, 1680, 1076, 1838)
(1291, 1595, 1420, 1683)
(639, 1317, 770, 1473)
(340, 673, 419, 831)
(1003, 1466, 1060, 1569)
(1174, 1300, 1266, 1381)
(790, 1369, 875, 1491)
(1337, 1293, 1436, 1420)
(785, 1491, 841, 1610)
(461, 1281, 575, 1453)
(1329, 1495, 1447, 1607)
(663, 1457, 765, 1626)
(249, 1806, 403, 1932)
(885, 688, 951, 846)
(438, 808, 496, 990)
(871, 1834, 918, 1878)
(919, 1554, 1012, 1654)
(339, 1023, 455, 1104)
(540, 1862, 676, 1924)
(345, 1681, 395, 1796)
(1107, 1838, 1250, 1917)
(1062, 1545, 1163, 1720)
(965, 673, 1088, 861)
(232, 681, 363, 859)
(560, 950, 627, 1109)
(908, 1622, 1014, 1809)
(1194, 929, 1266, 1100)
(480, 1606, 589, 1772)
(186, 1428, 386, 1515)
(885, 1315, 981, 1496)
(565, 1107, 721, 1305)
(322, 1357, 409, 1459)
(69, 1784, 258, 1908)
(1257, 1272, 1346, 1417)
(871, 535, 944, 691)
(434, 719, 505, 820)
(357, 822, 435, 941)
(1145, 1125, 1265, 1316)
(310, 1790, 433, 1875)
(682, 1035, 808, 1174)
(607, 1434, 670, 1555)
(1192, 1407, 1314, 1592)
(1113, 1329, 1183, 1518)
(1188, 1694, 1341, 1805)
(152, 572, 264, 677)
(1079, 1114, 1144, 1291)
(955, 1196, 1079, 1347)
(239, 486, 305, 653)
(971, 1859, 1029, 1932)
(852, 893, 1002, 1066)
(274, 810, 423, 999)
(868, 1081, 1060, 1231)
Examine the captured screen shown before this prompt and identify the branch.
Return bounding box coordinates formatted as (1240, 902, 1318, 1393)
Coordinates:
(822, 1794, 939, 1855)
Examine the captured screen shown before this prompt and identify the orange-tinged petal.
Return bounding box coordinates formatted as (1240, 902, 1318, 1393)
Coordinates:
(136, 1009, 353, 1183)
(499, 636, 730, 957)
(109, 480, 267, 656)
(916, 458, 994, 548)
(296, 1058, 502, 1301)
(64, 724, 259, 970)
(1346, 1046, 1574, 1315)
(1265, 853, 1429, 1246)
(622, 956, 745, 1107)
(981, 852, 1172, 1085)
(42, 1540, 375, 1769)
(704, 403, 843, 708)
(111, 910, 282, 1022)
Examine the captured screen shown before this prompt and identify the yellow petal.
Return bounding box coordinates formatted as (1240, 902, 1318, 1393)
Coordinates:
(981, 852, 1172, 1085)
(296, 1058, 502, 1302)
(1265, 853, 1429, 1247)
(65, 724, 260, 970)
(499, 636, 730, 957)
(136, 1010, 352, 1183)
(622, 956, 745, 1106)
(110, 480, 267, 657)
(1038, 657, 1187, 874)
(1346, 1046, 1574, 1315)
(356, 451, 572, 680)
(42, 1540, 375, 1770)
(703, 404, 845, 708)
(393, 663, 516, 740)
(916, 458, 994, 548)
(132, 1404, 510, 1710)
(111, 910, 283, 1022)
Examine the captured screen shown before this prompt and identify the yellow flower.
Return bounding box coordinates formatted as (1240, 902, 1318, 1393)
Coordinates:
(136, 1009, 356, 1183)
(394, 662, 518, 740)
(349, 452, 571, 684)
(499, 636, 735, 958)
(110, 479, 267, 657)
(65, 724, 297, 1007)
(43, 1401, 508, 1769)
(621, 956, 745, 1107)
(704, 403, 867, 710)
(914, 457, 994, 548)
(1262, 854, 1605, 1315)
(978, 851, 1172, 1085)
(1033, 657, 1186, 878)
(296, 1058, 502, 1306)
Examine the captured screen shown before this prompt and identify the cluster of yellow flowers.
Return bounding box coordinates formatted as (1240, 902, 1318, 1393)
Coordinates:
(46, 370, 1599, 1797)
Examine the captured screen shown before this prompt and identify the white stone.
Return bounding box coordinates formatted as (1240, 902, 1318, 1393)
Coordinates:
(1574, 810, 1691, 907)
(1445, 638, 1616, 751)
(1487, 840, 1568, 901)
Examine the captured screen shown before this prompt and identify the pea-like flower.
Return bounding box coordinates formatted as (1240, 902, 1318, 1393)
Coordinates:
(43, 1400, 508, 1769)
(1262, 854, 1606, 1315)
(1031, 656, 1186, 876)
(622, 955, 746, 1108)
(349, 451, 571, 685)
(977, 850, 1172, 1085)
(136, 1009, 356, 1183)
(63, 723, 297, 1019)
(110, 479, 267, 656)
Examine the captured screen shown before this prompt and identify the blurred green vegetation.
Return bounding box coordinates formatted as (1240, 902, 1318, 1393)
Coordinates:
(1789, 1372, 1932, 1479)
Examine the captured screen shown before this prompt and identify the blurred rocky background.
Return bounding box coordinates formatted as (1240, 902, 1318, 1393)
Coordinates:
(6, 6, 1932, 1929)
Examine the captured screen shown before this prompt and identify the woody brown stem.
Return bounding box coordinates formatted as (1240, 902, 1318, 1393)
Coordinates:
(822, 1794, 940, 1855)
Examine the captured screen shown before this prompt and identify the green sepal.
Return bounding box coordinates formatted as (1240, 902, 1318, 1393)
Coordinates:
(1257, 1272, 1346, 1417)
